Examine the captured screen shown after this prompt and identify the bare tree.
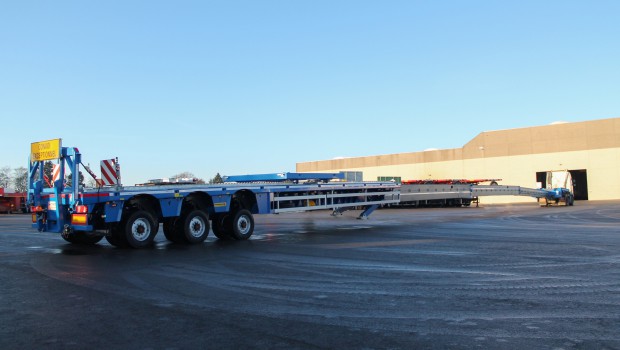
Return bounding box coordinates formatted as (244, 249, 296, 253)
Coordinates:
(13, 167, 28, 192)
(85, 176, 98, 188)
(171, 171, 196, 179)
(171, 171, 206, 184)
(0, 166, 11, 188)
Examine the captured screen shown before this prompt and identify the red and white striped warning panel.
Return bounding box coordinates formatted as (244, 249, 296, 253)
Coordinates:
(100, 159, 118, 186)
(52, 164, 61, 183)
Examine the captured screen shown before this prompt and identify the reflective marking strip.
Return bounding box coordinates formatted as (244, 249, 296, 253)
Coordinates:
(52, 164, 60, 182)
(101, 159, 118, 186)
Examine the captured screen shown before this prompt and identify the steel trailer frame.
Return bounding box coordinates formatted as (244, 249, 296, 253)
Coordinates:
(27, 146, 400, 248)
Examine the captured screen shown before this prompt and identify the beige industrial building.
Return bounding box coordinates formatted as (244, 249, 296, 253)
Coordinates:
(297, 117, 620, 204)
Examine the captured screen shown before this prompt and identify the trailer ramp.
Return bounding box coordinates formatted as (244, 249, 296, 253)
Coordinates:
(472, 185, 548, 198)
(472, 185, 574, 206)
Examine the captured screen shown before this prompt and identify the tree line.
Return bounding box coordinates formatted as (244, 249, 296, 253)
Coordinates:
(0, 166, 28, 192)
(0, 163, 223, 192)
(0, 162, 84, 191)
(168, 171, 224, 185)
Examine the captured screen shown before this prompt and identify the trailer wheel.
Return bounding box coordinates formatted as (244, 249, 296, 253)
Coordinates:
(124, 210, 157, 248)
(179, 210, 210, 244)
(105, 234, 123, 247)
(163, 218, 184, 243)
(105, 224, 129, 248)
(105, 231, 124, 247)
(230, 209, 254, 240)
(62, 231, 104, 245)
(212, 214, 233, 240)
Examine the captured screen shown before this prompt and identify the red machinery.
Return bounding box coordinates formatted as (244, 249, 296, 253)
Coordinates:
(0, 188, 27, 213)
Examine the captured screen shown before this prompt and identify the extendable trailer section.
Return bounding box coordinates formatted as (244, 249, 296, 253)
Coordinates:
(27, 142, 400, 248)
(398, 177, 574, 207)
(472, 185, 574, 206)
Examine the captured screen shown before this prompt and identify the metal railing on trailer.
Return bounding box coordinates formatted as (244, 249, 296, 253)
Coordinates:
(224, 173, 400, 218)
(471, 185, 549, 198)
(269, 183, 400, 216)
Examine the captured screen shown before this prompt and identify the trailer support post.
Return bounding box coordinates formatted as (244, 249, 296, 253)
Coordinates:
(358, 204, 379, 220)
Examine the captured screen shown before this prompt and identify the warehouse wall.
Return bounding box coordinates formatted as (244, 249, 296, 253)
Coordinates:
(297, 118, 620, 203)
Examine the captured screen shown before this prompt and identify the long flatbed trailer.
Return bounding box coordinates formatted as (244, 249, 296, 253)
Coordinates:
(27, 142, 399, 248)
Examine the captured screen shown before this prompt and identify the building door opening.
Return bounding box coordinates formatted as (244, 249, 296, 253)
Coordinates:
(536, 172, 547, 189)
(569, 169, 588, 200)
(536, 169, 588, 201)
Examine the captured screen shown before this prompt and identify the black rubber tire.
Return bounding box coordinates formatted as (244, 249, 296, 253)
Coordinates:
(163, 218, 184, 243)
(61, 233, 77, 244)
(230, 209, 254, 240)
(123, 210, 157, 248)
(178, 210, 210, 244)
(212, 214, 233, 240)
(106, 224, 129, 248)
(105, 234, 123, 247)
(62, 231, 104, 245)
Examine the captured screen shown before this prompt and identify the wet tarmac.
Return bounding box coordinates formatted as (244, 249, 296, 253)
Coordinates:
(1, 202, 619, 349)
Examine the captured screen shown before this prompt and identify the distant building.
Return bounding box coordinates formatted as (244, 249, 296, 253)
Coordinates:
(297, 117, 620, 203)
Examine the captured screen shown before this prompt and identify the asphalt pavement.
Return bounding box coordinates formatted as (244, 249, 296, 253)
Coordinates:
(1, 202, 619, 349)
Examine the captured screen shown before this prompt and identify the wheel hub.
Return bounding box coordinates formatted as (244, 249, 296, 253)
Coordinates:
(237, 216, 250, 235)
(131, 219, 150, 241)
(189, 217, 205, 238)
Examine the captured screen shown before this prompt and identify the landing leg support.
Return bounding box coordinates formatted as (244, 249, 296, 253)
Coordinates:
(358, 204, 379, 220)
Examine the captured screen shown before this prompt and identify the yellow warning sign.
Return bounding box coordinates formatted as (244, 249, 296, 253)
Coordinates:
(31, 138, 62, 161)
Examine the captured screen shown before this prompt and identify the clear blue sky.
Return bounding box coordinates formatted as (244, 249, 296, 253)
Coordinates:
(2, 1, 619, 185)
